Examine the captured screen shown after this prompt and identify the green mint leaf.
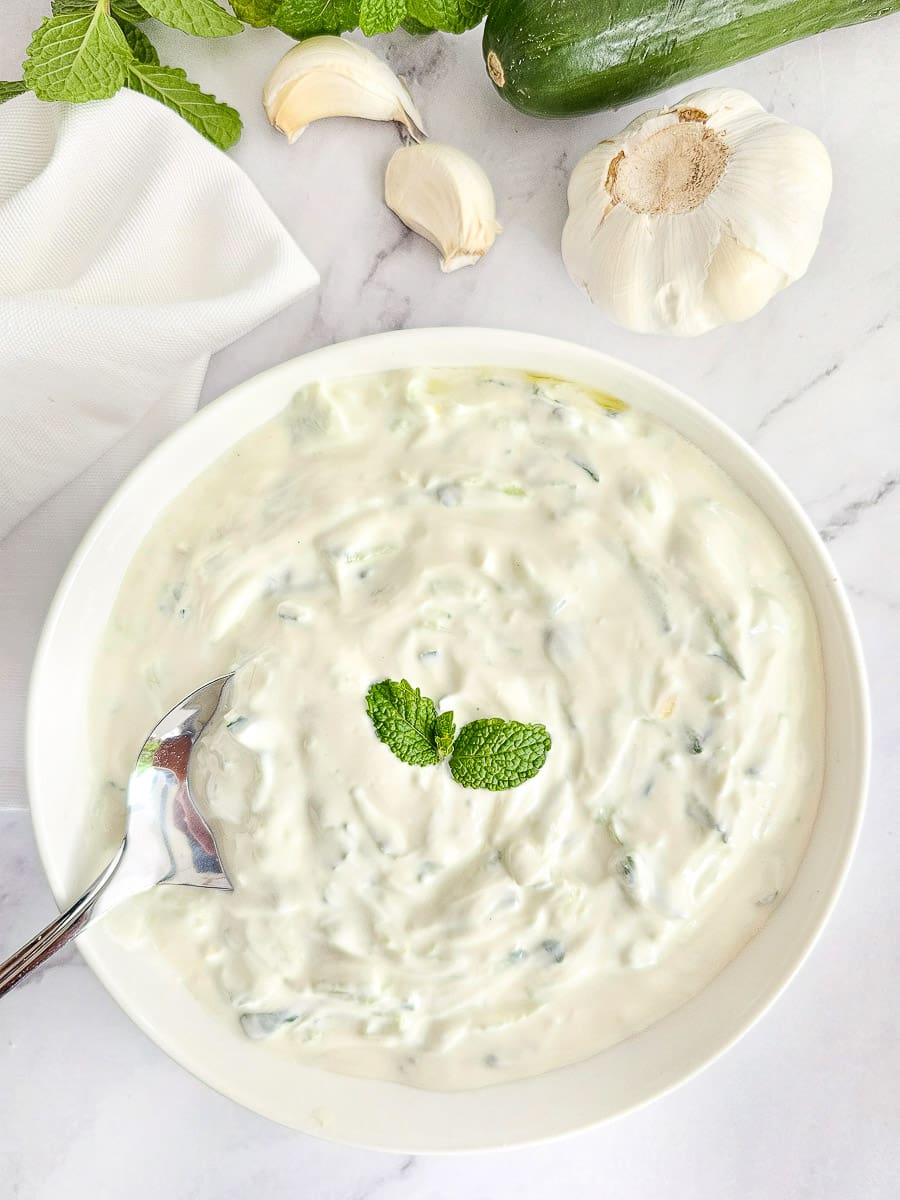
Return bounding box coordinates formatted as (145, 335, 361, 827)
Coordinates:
(0, 81, 28, 103)
(24, 9, 132, 103)
(401, 15, 432, 33)
(230, 0, 278, 24)
(359, 0, 407, 35)
(126, 62, 242, 148)
(271, 0, 362, 38)
(434, 710, 456, 760)
(50, 0, 95, 13)
(112, 0, 151, 19)
(52, 0, 152, 17)
(366, 679, 444, 767)
(406, 0, 485, 33)
(449, 719, 551, 791)
(118, 20, 159, 64)
(138, 0, 243, 37)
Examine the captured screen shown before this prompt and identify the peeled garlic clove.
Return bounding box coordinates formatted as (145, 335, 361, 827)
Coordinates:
(561, 87, 832, 336)
(385, 143, 502, 272)
(263, 35, 426, 145)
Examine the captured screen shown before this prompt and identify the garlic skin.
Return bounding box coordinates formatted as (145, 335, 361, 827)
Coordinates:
(264, 36, 426, 145)
(385, 143, 502, 272)
(562, 88, 833, 336)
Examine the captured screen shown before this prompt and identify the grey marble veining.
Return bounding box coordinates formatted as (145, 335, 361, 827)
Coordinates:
(1, 5, 899, 1198)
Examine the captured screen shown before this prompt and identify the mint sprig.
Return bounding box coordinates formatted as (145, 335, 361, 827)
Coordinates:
(365, 679, 551, 791)
(17, 0, 242, 149)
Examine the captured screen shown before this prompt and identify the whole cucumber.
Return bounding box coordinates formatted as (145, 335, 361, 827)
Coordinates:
(483, 0, 900, 117)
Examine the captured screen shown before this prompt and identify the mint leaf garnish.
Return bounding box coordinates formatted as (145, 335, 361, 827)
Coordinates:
(138, 0, 243, 37)
(126, 62, 242, 148)
(0, 81, 27, 103)
(366, 680, 550, 788)
(359, 0, 406, 35)
(434, 710, 456, 760)
(119, 21, 159, 64)
(449, 719, 551, 791)
(24, 9, 132, 103)
(366, 679, 444, 767)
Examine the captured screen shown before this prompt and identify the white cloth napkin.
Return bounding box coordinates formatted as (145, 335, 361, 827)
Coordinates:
(0, 89, 318, 540)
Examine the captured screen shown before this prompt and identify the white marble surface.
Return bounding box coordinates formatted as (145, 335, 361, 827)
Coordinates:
(2, 6, 900, 1197)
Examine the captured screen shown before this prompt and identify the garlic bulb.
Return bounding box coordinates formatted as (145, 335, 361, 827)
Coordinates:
(263, 36, 426, 145)
(384, 143, 502, 272)
(562, 88, 832, 336)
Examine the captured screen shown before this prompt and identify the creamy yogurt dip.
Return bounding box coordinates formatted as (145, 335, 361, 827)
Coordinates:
(92, 368, 824, 1090)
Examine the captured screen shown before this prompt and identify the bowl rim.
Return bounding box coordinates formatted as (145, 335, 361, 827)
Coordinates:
(26, 327, 870, 1152)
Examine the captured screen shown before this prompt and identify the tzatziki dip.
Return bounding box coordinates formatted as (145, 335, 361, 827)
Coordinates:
(92, 368, 824, 1090)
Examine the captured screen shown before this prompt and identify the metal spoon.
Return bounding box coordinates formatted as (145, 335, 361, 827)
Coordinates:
(0, 675, 234, 998)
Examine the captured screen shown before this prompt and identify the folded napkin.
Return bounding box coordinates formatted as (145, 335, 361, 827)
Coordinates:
(0, 89, 318, 540)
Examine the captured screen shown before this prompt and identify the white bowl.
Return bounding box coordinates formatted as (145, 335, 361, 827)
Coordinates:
(27, 329, 869, 1152)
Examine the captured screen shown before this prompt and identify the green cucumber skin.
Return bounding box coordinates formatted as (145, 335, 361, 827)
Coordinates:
(483, 0, 900, 117)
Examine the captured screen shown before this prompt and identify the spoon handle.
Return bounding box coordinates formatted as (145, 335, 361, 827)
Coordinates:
(0, 848, 122, 998)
